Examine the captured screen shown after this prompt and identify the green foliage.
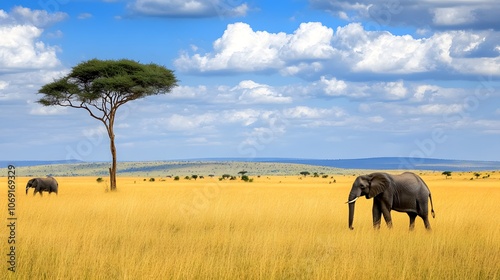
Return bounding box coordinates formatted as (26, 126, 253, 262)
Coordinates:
(241, 175, 249, 182)
(184, 176, 191, 180)
(149, 178, 155, 182)
(442, 171, 452, 179)
(191, 175, 198, 180)
(300, 171, 310, 177)
(96, 177, 103, 183)
(174, 176, 180, 181)
(38, 59, 178, 107)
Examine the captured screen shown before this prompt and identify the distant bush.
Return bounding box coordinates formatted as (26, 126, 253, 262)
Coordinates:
(174, 176, 180, 181)
(241, 175, 249, 182)
(149, 178, 155, 182)
(96, 177, 103, 183)
(184, 176, 191, 180)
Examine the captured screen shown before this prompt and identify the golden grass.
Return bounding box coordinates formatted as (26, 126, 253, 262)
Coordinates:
(1, 172, 499, 279)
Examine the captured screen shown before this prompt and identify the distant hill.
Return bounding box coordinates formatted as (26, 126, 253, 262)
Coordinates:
(1, 157, 499, 177)
(248, 157, 500, 172)
(0, 160, 82, 167)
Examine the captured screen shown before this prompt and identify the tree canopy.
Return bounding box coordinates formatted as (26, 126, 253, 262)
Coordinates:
(38, 59, 177, 123)
(38, 59, 178, 191)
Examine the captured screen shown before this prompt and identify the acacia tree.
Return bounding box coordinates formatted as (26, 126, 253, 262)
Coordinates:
(442, 171, 452, 179)
(38, 59, 178, 191)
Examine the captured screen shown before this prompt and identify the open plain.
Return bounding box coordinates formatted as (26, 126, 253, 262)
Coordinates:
(1, 171, 499, 279)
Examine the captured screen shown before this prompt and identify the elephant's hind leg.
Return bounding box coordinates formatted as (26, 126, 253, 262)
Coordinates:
(407, 212, 417, 230)
(422, 215, 431, 230)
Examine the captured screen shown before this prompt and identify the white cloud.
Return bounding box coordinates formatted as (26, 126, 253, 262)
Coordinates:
(320, 76, 347, 96)
(29, 104, 67, 115)
(234, 80, 292, 104)
(0, 7, 64, 72)
(129, 0, 248, 18)
(310, 0, 500, 30)
(415, 104, 463, 115)
(169, 85, 207, 99)
(412, 85, 440, 102)
(376, 80, 407, 100)
(279, 22, 335, 60)
(175, 22, 336, 73)
(432, 7, 475, 26)
(175, 22, 287, 72)
(176, 21, 500, 78)
(0, 6, 67, 27)
(283, 106, 346, 119)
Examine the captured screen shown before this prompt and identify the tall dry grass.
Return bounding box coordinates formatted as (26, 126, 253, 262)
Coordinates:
(1, 172, 499, 279)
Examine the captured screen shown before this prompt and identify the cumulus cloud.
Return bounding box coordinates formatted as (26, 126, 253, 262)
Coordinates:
(175, 22, 336, 73)
(0, 7, 64, 72)
(175, 22, 287, 73)
(310, 0, 500, 30)
(279, 22, 335, 60)
(176, 21, 500, 78)
(129, 0, 249, 18)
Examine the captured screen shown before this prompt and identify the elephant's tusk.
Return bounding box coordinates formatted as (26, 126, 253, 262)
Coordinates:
(346, 197, 358, 204)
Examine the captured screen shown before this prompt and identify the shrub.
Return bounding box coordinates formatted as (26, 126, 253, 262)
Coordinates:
(96, 177, 103, 183)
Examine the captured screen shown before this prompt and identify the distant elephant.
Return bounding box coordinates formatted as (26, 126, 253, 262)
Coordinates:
(347, 172, 435, 230)
(26, 177, 58, 196)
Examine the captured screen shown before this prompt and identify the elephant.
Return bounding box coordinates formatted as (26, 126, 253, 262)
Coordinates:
(347, 172, 435, 230)
(26, 177, 58, 196)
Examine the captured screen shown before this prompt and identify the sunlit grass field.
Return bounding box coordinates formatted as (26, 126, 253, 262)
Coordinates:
(1, 172, 499, 279)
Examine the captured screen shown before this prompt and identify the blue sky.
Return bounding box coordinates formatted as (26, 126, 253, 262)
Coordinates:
(1, 0, 499, 162)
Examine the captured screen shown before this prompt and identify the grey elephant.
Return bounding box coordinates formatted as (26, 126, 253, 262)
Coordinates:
(347, 172, 435, 230)
(26, 177, 58, 196)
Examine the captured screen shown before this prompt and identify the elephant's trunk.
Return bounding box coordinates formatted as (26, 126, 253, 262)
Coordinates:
(347, 186, 361, 230)
(348, 201, 355, 230)
(26, 186, 29, 195)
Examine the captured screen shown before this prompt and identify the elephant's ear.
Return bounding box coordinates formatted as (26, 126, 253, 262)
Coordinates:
(368, 173, 390, 198)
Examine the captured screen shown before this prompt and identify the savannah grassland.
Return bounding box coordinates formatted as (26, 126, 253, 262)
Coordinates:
(1, 172, 499, 279)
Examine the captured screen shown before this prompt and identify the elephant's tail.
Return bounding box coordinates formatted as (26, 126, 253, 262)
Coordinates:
(429, 193, 435, 218)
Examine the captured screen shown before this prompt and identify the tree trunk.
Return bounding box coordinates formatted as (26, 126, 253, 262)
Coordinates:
(108, 125, 117, 191)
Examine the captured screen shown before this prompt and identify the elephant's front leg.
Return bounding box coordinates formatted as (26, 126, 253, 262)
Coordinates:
(372, 201, 382, 229)
(381, 204, 393, 228)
